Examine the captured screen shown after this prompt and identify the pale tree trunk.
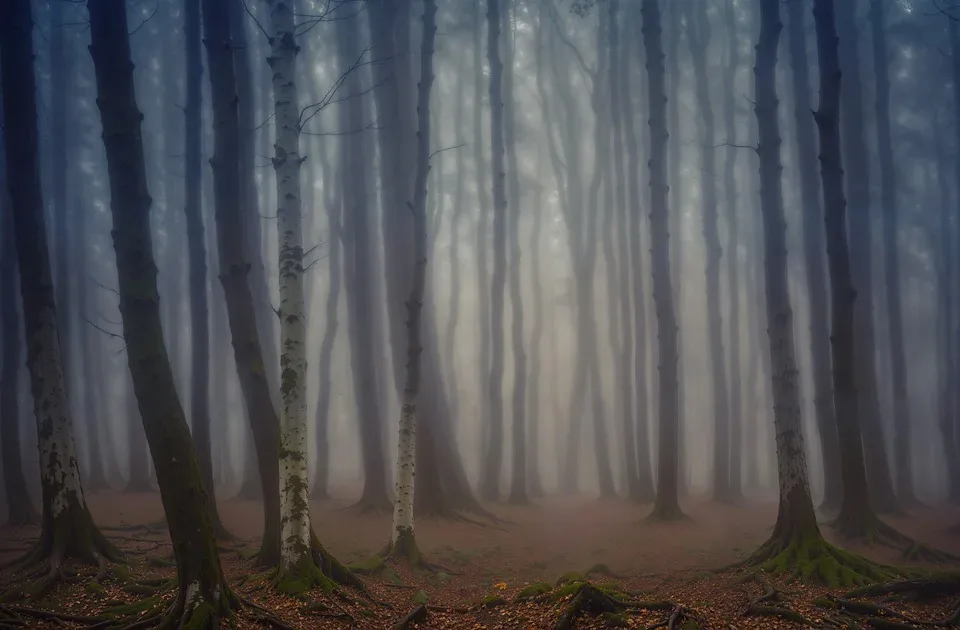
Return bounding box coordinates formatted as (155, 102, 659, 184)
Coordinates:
(835, 0, 900, 514)
(444, 65, 466, 427)
(265, 0, 311, 574)
(388, 0, 437, 563)
(685, 4, 733, 503)
(641, 0, 684, 521)
(481, 0, 508, 503)
(785, 0, 842, 511)
(1, 0, 119, 581)
(869, 0, 914, 505)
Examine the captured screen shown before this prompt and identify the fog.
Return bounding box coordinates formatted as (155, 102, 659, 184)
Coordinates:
(2, 0, 960, 626)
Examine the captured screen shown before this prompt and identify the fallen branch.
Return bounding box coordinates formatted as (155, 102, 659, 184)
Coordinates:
(391, 604, 427, 630)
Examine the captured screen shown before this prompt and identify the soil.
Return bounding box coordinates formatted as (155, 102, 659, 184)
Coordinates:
(2, 488, 959, 628)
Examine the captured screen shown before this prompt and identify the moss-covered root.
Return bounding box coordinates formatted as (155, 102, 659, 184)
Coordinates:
(552, 582, 687, 630)
(381, 529, 435, 572)
(741, 533, 902, 587)
(739, 571, 812, 625)
(391, 603, 427, 630)
(832, 513, 960, 565)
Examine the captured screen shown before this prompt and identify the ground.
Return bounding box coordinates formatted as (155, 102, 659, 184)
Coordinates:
(2, 486, 959, 628)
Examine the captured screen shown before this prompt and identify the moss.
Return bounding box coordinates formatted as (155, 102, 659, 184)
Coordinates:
(181, 602, 217, 630)
(556, 572, 586, 586)
(480, 594, 507, 607)
(111, 564, 133, 582)
(411, 589, 429, 604)
(552, 581, 587, 600)
(585, 563, 616, 578)
(753, 531, 899, 587)
(515, 582, 553, 600)
(601, 611, 629, 627)
(274, 554, 336, 598)
(105, 595, 163, 616)
(346, 554, 385, 575)
(680, 621, 701, 630)
(813, 596, 838, 609)
(379, 567, 403, 586)
(85, 581, 107, 597)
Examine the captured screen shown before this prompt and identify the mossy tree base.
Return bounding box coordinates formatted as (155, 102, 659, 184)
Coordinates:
(738, 530, 903, 587)
(552, 581, 698, 630)
(381, 527, 435, 571)
(830, 510, 960, 564)
(269, 532, 362, 597)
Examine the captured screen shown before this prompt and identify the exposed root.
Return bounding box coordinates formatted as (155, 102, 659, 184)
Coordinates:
(380, 528, 437, 572)
(826, 576, 960, 627)
(0, 604, 102, 625)
(843, 574, 960, 600)
(831, 512, 960, 564)
(551, 582, 690, 630)
(391, 603, 427, 630)
(739, 571, 812, 625)
(735, 531, 903, 587)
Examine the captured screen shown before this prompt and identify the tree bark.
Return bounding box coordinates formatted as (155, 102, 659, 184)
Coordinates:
(1, 0, 119, 573)
(785, 0, 842, 511)
(835, 0, 900, 514)
(203, 0, 281, 566)
(641, 0, 684, 521)
(87, 2, 234, 622)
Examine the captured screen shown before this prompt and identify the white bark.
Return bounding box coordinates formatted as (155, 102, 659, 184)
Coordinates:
(391, 0, 437, 547)
(266, 0, 310, 569)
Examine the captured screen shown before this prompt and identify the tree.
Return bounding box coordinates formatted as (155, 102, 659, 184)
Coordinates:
(869, 0, 915, 507)
(203, 0, 281, 565)
(834, 0, 900, 513)
(641, 0, 684, 521)
(685, 3, 733, 503)
(187, 0, 230, 539)
(481, 0, 508, 503)
(0, 157, 38, 528)
(785, 0, 841, 511)
(0, 0, 120, 591)
(87, 0, 236, 622)
(336, 10, 391, 514)
(384, 0, 438, 564)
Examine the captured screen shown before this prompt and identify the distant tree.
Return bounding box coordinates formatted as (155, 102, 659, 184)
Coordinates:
(835, 0, 900, 513)
(641, 0, 684, 521)
(384, 0, 438, 564)
(0, 157, 39, 528)
(0, 0, 120, 588)
(785, 0, 841, 511)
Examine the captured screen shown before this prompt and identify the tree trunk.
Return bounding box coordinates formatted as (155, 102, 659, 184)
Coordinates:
(526, 144, 546, 498)
(481, 0, 508, 503)
(869, 0, 914, 506)
(444, 65, 466, 431)
(950, 19, 960, 504)
(0, 179, 38, 527)
(785, 0, 842, 511)
(641, 0, 684, 521)
(87, 2, 234, 622)
(203, 0, 281, 566)
(623, 4, 655, 502)
(503, 0, 529, 506)
(0, 0, 120, 579)
(722, 0, 744, 501)
(336, 13, 390, 513)
(686, 4, 733, 503)
(387, 0, 437, 563)
(835, 0, 899, 514)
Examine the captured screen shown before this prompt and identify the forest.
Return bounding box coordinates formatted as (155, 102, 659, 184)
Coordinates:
(1, 0, 960, 627)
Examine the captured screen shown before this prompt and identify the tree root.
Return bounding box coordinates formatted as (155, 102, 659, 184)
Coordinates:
(552, 582, 692, 630)
(818, 575, 960, 628)
(0, 604, 103, 625)
(739, 572, 812, 625)
(831, 512, 960, 564)
(391, 604, 427, 630)
(732, 531, 903, 587)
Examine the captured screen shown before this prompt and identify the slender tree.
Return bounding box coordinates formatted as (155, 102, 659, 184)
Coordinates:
(0, 0, 120, 589)
(641, 0, 684, 521)
(385, 0, 438, 563)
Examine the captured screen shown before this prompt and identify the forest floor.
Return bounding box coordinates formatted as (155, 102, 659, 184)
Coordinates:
(2, 488, 960, 628)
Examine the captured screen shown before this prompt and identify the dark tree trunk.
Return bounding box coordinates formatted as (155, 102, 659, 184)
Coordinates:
(337, 12, 390, 513)
(785, 0, 842, 511)
(526, 147, 546, 498)
(624, 4, 655, 502)
(835, 0, 900, 514)
(869, 0, 914, 506)
(185, 0, 229, 538)
(481, 0, 508, 503)
(203, 0, 281, 565)
(721, 0, 744, 501)
(2, 0, 124, 580)
(685, 4, 733, 503)
(444, 65, 466, 430)
(87, 2, 234, 622)
(641, 0, 684, 521)
(0, 178, 38, 527)
(951, 19, 960, 504)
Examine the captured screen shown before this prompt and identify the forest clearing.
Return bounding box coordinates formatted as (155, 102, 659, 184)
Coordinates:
(3, 493, 960, 628)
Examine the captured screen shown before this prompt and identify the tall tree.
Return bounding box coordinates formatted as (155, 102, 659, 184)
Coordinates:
(481, 0, 508, 502)
(0, 0, 119, 585)
(834, 0, 899, 513)
(203, 0, 281, 565)
(385, 0, 437, 563)
(87, 0, 235, 622)
(337, 12, 391, 513)
(641, 0, 684, 521)
(0, 161, 38, 527)
(785, 0, 841, 511)
(869, 0, 915, 506)
(685, 3, 733, 503)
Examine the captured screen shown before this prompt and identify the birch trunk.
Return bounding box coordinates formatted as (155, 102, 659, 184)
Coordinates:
(389, 0, 437, 561)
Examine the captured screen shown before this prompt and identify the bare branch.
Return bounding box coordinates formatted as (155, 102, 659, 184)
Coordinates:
(84, 317, 124, 342)
(429, 142, 467, 162)
(86, 274, 119, 297)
